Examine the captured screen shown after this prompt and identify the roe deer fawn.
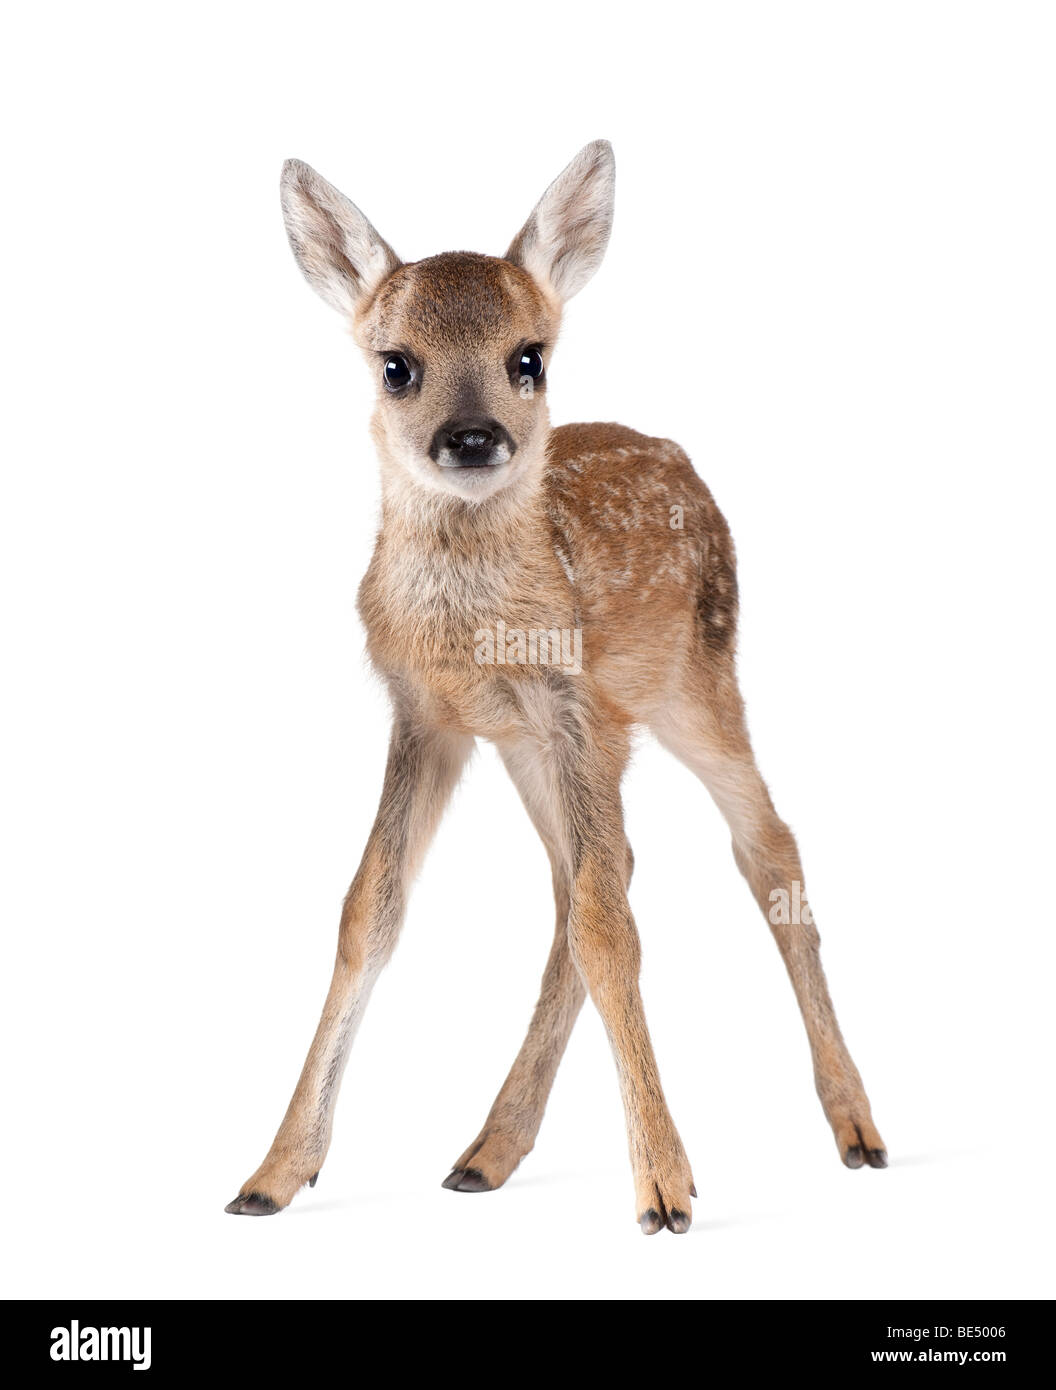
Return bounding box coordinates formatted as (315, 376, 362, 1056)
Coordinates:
(225, 140, 886, 1234)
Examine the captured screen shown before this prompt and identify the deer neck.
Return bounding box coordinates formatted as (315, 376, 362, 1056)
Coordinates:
(376, 448, 551, 586)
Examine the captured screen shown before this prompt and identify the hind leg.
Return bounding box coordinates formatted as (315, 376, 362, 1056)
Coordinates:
(652, 665, 886, 1169)
(442, 741, 635, 1194)
(441, 857, 581, 1193)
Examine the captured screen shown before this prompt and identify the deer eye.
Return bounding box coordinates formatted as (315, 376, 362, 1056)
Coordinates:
(383, 355, 412, 391)
(519, 347, 545, 380)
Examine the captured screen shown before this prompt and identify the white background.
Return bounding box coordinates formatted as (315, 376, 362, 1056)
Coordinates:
(2, 2, 1054, 1301)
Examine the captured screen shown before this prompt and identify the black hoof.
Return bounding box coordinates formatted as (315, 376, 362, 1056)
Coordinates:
(666, 1208, 691, 1234)
(640, 1208, 663, 1235)
(308, 1172, 319, 1188)
(866, 1148, 888, 1169)
(844, 1145, 865, 1169)
(224, 1191, 280, 1216)
(441, 1167, 491, 1193)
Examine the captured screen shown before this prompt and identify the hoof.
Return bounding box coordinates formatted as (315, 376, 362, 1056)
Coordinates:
(224, 1191, 281, 1216)
(666, 1208, 691, 1234)
(640, 1207, 664, 1236)
(844, 1143, 887, 1170)
(441, 1167, 492, 1193)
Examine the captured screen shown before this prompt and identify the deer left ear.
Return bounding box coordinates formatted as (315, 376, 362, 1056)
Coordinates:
(506, 140, 615, 304)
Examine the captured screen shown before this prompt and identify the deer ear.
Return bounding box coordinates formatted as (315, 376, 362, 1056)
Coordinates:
(506, 140, 615, 303)
(280, 160, 402, 315)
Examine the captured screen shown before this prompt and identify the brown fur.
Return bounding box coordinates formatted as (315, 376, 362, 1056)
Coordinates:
(226, 144, 885, 1231)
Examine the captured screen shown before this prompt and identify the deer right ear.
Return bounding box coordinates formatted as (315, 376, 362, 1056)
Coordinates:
(506, 140, 615, 304)
(280, 160, 402, 316)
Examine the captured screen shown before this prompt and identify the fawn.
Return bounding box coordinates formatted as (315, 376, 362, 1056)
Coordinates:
(225, 141, 886, 1234)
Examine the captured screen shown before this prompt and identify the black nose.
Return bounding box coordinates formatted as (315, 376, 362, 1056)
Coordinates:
(430, 418, 513, 467)
(451, 424, 494, 451)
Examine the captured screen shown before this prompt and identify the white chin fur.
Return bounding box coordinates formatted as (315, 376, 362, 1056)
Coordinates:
(408, 445, 518, 501)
